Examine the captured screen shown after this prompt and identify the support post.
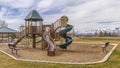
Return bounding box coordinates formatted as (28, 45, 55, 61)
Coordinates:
(32, 34, 36, 48)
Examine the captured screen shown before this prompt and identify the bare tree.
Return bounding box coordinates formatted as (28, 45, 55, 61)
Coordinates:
(0, 20, 8, 27)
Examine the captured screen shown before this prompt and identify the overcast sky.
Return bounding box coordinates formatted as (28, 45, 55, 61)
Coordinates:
(0, 0, 120, 33)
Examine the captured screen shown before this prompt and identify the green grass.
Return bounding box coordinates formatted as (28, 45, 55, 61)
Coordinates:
(0, 37, 120, 68)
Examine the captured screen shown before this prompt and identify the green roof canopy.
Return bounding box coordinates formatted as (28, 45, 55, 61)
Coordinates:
(0, 26, 18, 33)
(25, 10, 43, 21)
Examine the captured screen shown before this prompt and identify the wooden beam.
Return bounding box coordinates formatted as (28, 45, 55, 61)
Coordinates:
(32, 34, 36, 48)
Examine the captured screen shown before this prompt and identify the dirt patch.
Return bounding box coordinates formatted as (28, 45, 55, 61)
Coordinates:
(0, 43, 114, 63)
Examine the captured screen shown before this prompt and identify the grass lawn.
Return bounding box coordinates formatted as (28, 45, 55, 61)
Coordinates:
(0, 37, 120, 68)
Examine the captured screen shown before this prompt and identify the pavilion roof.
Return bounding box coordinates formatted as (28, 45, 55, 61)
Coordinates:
(0, 26, 18, 33)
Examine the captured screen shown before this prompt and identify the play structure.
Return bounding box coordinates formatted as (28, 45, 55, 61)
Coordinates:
(8, 10, 73, 56)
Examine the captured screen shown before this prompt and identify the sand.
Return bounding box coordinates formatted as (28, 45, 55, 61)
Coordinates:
(0, 42, 113, 63)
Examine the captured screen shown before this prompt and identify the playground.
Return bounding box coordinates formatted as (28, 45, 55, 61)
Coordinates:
(0, 10, 117, 64)
(0, 37, 119, 68)
(0, 42, 116, 64)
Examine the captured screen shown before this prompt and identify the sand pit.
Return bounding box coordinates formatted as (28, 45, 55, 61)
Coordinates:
(0, 42, 117, 64)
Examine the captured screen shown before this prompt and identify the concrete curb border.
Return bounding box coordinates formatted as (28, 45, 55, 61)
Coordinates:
(0, 43, 118, 65)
